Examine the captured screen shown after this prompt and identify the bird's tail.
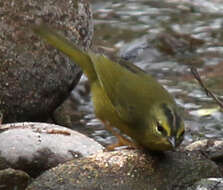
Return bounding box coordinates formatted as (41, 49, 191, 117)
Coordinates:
(32, 24, 96, 81)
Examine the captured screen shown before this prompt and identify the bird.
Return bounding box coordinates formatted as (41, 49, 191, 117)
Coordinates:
(32, 24, 185, 151)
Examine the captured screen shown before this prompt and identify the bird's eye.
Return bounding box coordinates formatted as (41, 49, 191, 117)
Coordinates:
(157, 123, 165, 134)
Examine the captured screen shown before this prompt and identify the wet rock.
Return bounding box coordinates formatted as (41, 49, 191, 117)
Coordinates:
(187, 178, 223, 190)
(120, 37, 162, 64)
(0, 168, 30, 190)
(52, 96, 86, 128)
(155, 32, 204, 56)
(185, 139, 223, 162)
(0, 122, 103, 177)
(0, 0, 93, 123)
(26, 149, 220, 190)
(119, 30, 204, 71)
(0, 112, 3, 125)
(0, 157, 10, 171)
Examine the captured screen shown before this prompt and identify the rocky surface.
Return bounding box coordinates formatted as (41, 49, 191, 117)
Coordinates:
(0, 122, 104, 177)
(26, 149, 221, 190)
(0, 0, 93, 122)
(187, 178, 223, 190)
(185, 139, 223, 162)
(0, 168, 30, 190)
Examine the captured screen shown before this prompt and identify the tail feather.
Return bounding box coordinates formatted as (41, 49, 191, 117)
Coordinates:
(32, 24, 96, 81)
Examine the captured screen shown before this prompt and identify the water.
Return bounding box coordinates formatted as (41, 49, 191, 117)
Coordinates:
(71, 0, 223, 147)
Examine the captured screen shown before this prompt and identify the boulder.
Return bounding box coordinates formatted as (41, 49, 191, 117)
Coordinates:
(26, 149, 221, 190)
(0, 122, 103, 177)
(0, 168, 30, 190)
(0, 0, 93, 122)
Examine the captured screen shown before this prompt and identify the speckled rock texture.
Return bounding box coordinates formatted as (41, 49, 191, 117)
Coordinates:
(26, 149, 221, 190)
(0, 0, 93, 122)
(0, 168, 30, 190)
(0, 122, 103, 177)
(185, 139, 223, 162)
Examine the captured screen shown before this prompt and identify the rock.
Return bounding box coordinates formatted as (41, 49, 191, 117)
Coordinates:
(0, 157, 10, 171)
(0, 168, 30, 190)
(0, 112, 3, 125)
(187, 178, 223, 190)
(26, 149, 220, 190)
(155, 32, 204, 56)
(0, 122, 103, 177)
(0, 0, 93, 123)
(185, 139, 223, 162)
(119, 31, 204, 70)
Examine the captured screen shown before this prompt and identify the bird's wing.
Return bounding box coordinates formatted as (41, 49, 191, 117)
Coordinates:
(89, 53, 163, 123)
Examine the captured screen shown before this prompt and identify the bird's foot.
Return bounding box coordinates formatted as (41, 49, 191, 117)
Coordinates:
(103, 120, 137, 151)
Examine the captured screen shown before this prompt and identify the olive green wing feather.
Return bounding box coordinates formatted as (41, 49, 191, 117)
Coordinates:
(89, 53, 167, 123)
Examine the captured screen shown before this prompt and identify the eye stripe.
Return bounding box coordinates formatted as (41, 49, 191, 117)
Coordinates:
(156, 122, 168, 136)
(161, 103, 182, 137)
(162, 104, 174, 135)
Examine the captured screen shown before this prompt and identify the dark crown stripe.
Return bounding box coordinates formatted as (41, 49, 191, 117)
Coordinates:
(162, 103, 178, 136)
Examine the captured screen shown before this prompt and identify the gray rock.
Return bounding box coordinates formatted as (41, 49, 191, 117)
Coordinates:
(26, 149, 221, 190)
(185, 139, 223, 162)
(0, 168, 30, 190)
(0, 122, 104, 177)
(187, 178, 223, 190)
(0, 0, 93, 122)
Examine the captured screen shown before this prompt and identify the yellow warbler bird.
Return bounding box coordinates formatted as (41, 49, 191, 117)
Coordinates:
(33, 24, 185, 151)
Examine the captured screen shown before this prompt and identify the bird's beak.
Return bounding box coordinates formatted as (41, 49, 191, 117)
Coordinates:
(167, 137, 176, 149)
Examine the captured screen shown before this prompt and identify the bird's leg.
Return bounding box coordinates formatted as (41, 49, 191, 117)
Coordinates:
(102, 120, 137, 150)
